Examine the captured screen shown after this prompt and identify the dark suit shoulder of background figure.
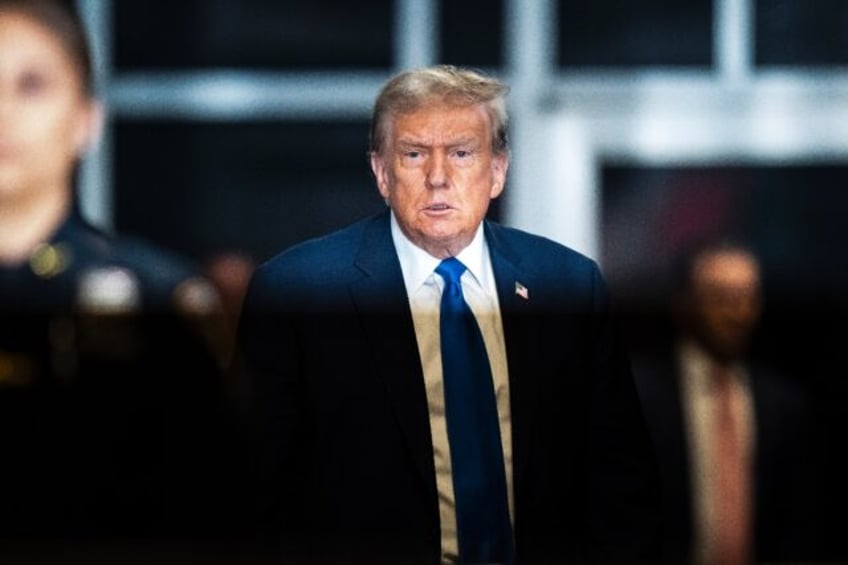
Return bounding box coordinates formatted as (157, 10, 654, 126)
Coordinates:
(59, 213, 114, 261)
(103, 228, 230, 371)
(748, 359, 822, 562)
(28, 213, 220, 324)
(111, 234, 218, 312)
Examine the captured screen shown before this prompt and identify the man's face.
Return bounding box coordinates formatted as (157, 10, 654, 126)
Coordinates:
(688, 250, 762, 362)
(370, 102, 508, 259)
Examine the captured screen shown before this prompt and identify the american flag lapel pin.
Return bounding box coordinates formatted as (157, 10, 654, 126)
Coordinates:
(515, 281, 529, 300)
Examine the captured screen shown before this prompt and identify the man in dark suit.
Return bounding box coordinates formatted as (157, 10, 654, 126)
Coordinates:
(633, 241, 819, 564)
(238, 65, 661, 564)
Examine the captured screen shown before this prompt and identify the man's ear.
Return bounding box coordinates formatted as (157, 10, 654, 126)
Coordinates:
(370, 152, 391, 200)
(490, 152, 509, 199)
(75, 99, 105, 157)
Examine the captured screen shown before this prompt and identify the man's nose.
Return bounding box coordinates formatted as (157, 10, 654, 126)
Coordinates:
(425, 151, 449, 189)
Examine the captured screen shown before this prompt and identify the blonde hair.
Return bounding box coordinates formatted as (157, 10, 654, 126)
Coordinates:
(369, 65, 509, 156)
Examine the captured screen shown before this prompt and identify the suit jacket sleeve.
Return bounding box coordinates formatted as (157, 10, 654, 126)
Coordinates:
(583, 263, 663, 563)
(236, 263, 302, 543)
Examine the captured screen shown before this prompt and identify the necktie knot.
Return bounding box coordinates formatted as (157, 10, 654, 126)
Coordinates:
(435, 257, 467, 286)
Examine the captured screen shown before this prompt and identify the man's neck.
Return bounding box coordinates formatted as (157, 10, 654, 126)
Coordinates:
(679, 336, 744, 371)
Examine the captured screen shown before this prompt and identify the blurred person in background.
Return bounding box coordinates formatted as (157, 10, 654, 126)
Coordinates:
(203, 250, 257, 366)
(202, 250, 257, 429)
(0, 0, 239, 560)
(633, 240, 820, 564)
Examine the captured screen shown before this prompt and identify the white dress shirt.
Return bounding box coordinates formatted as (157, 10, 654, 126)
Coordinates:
(390, 213, 514, 564)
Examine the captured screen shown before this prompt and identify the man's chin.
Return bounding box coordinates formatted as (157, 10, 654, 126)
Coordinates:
(414, 229, 474, 256)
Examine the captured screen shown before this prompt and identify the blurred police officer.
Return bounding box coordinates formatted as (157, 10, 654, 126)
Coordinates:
(0, 1, 239, 559)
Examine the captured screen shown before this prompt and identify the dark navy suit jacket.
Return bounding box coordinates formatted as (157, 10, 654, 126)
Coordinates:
(633, 352, 821, 564)
(238, 210, 661, 564)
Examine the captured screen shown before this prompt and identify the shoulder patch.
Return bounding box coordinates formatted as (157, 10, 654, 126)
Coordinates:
(76, 266, 142, 314)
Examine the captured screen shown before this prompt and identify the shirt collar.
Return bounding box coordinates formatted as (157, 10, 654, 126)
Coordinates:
(678, 337, 746, 391)
(390, 212, 491, 296)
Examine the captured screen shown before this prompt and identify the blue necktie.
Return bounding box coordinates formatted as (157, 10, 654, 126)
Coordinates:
(436, 258, 514, 564)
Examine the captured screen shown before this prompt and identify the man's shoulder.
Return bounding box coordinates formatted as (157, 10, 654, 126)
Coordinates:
(111, 235, 222, 315)
(53, 215, 216, 314)
(254, 214, 380, 284)
(485, 221, 599, 277)
(113, 237, 197, 286)
(750, 361, 810, 412)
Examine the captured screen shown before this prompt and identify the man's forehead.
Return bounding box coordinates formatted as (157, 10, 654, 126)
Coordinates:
(389, 104, 490, 140)
(696, 251, 757, 271)
(396, 132, 479, 146)
(694, 252, 760, 287)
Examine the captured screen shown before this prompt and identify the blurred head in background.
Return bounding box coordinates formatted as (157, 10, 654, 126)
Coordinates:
(0, 0, 100, 261)
(203, 251, 256, 326)
(674, 241, 763, 365)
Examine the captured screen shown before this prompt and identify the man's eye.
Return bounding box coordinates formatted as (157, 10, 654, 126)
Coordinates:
(454, 150, 471, 158)
(405, 151, 420, 159)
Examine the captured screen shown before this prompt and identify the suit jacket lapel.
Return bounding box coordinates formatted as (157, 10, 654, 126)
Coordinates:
(348, 212, 437, 500)
(346, 216, 540, 520)
(485, 221, 538, 510)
